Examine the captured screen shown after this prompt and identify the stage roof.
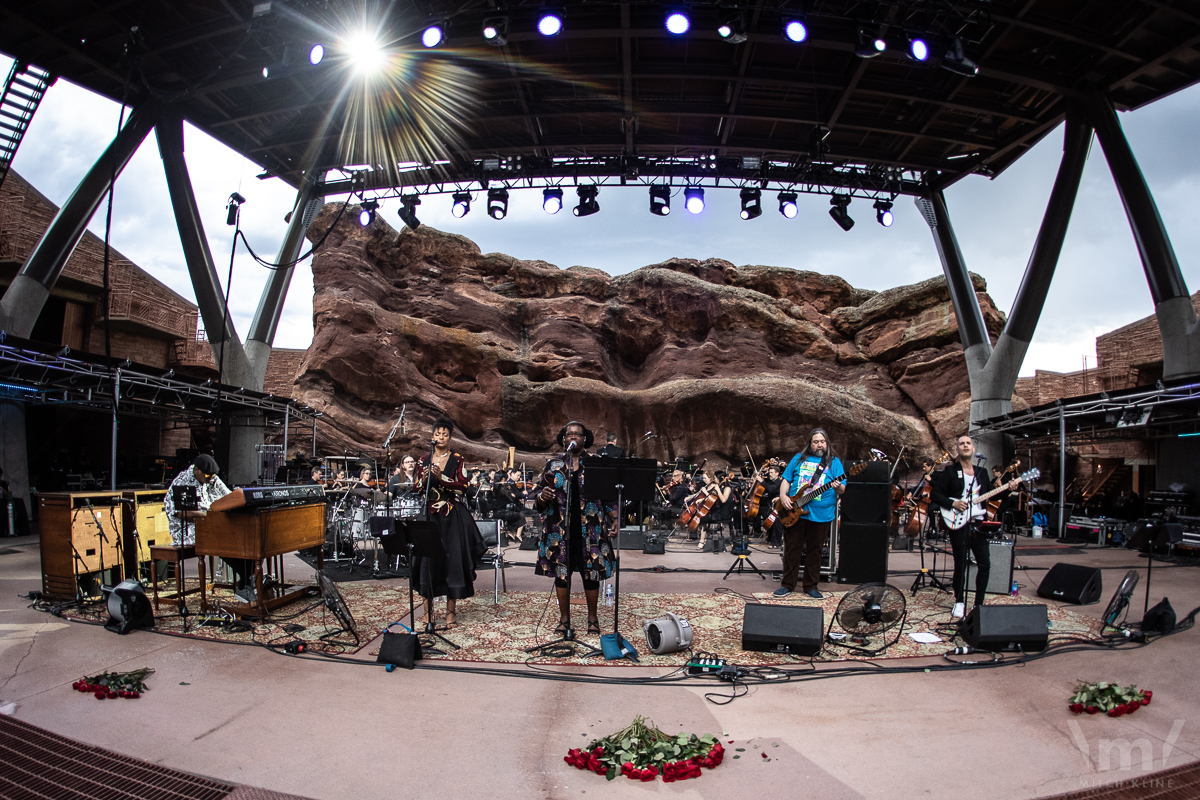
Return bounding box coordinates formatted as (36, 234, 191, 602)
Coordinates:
(2, 1, 1200, 199)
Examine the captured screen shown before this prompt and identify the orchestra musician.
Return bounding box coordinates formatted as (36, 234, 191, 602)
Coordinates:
(930, 434, 1018, 620)
(352, 465, 374, 489)
(596, 432, 625, 458)
(774, 428, 845, 599)
(693, 471, 732, 550)
(412, 417, 487, 629)
(534, 421, 616, 637)
(492, 469, 527, 540)
(757, 463, 783, 544)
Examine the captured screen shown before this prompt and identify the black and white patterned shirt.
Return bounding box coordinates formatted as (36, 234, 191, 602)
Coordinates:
(163, 466, 231, 545)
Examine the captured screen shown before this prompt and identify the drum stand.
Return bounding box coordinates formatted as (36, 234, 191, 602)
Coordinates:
(324, 490, 355, 564)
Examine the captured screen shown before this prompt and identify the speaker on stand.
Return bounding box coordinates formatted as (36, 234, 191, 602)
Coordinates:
(837, 477, 890, 584)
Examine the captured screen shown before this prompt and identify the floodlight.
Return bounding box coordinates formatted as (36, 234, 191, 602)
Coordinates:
(739, 188, 762, 220)
(665, 11, 690, 35)
(451, 192, 471, 218)
(649, 185, 671, 216)
(358, 199, 378, 227)
(422, 24, 445, 48)
(308, 43, 325, 65)
(942, 38, 979, 76)
(855, 27, 886, 58)
(684, 187, 705, 214)
(542, 187, 564, 214)
(482, 15, 509, 46)
(829, 194, 854, 231)
(537, 12, 564, 37)
(778, 192, 798, 219)
(573, 185, 600, 217)
(398, 195, 421, 230)
(717, 9, 747, 44)
(874, 199, 894, 227)
(347, 32, 386, 74)
(783, 18, 808, 43)
(487, 188, 509, 219)
(907, 35, 929, 62)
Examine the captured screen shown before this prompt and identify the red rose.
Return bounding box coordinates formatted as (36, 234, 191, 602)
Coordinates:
(640, 772, 655, 782)
(94, 691, 106, 700)
(1107, 708, 1118, 717)
(592, 747, 603, 758)
(1086, 706, 1099, 715)
(1143, 690, 1152, 701)
(1126, 702, 1138, 714)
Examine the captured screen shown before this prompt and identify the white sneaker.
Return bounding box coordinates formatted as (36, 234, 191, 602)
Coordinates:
(951, 602, 965, 620)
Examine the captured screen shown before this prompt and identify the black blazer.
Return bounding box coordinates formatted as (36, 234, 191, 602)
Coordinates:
(929, 463, 988, 511)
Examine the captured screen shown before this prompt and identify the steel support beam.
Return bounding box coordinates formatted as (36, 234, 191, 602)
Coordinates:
(1083, 89, 1200, 379)
(0, 100, 160, 337)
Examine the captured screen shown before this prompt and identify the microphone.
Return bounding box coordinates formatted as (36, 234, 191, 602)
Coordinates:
(566, 440, 578, 453)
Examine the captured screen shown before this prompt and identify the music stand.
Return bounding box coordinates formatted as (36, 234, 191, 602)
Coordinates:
(388, 518, 460, 655)
(580, 456, 657, 660)
(1128, 519, 1183, 615)
(910, 509, 951, 596)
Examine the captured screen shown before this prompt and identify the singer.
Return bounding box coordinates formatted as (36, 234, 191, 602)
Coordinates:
(929, 433, 990, 620)
(533, 421, 616, 636)
(412, 417, 487, 629)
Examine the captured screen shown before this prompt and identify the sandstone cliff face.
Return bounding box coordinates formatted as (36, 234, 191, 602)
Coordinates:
(296, 205, 1005, 468)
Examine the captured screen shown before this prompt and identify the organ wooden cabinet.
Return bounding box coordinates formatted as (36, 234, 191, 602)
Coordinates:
(121, 489, 169, 580)
(38, 491, 124, 600)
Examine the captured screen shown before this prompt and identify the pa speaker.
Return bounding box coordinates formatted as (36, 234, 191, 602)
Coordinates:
(475, 519, 502, 547)
(840, 481, 891, 525)
(837, 523, 889, 584)
(960, 604, 1048, 652)
(741, 604, 823, 656)
(619, 528, 647, 550)
(1037, 562, 1102, 604)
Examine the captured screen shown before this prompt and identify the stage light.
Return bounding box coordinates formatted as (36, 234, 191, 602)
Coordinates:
(542, 187, 564, 214)
(537, 12, 563, 37)
(649, 185, 671, 216)
(398, 195, 421, 230)
(829, 194, 854, 231)
(487, 188, 509, 219)
(665, 11, 690, 35)
(778, 192, 798, 218)
(482, 15, 509, 46)
(358, 199, 378, 227)
(907, 35, 929, 62)
(308, 43, 325, 65)
(574, 185, 600, 217)
(684, 187, 705, 214)
(421, 24, 445, 48)
(874, 199, 894, 227)
(942, 38, 979, 76)
(347, 31, 386, 74)
(783, 18, 807, 43)
(855, 27, 886, 58)
(739, 188, 762, 220)
(717, 10, 747, 44)
(451, 192, 471, 218)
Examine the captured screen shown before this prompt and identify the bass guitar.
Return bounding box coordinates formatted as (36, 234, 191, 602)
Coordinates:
(940, 468, 1040, 530)
(772, 462, 869, 528)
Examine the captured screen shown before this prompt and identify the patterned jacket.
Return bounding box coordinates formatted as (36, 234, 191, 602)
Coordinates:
(533, 453, 615, 583)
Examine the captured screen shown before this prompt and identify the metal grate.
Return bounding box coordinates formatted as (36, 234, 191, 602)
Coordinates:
(0, 714, 235, 800)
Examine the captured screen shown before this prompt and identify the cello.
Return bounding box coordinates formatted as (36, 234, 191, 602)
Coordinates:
(902, 451, 950, 537)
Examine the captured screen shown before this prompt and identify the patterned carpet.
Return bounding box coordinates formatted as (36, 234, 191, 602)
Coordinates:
(61, 576, 1106, 664)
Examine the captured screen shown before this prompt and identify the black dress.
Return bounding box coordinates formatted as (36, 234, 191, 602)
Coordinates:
(412, 452, 486, 601)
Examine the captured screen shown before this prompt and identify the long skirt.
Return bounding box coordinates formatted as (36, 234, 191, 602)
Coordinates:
(413, 501, 486, 601)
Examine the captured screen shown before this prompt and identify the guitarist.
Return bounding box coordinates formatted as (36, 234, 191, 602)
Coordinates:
(773, 428, 845, 599)
(930, 434, 994, 620)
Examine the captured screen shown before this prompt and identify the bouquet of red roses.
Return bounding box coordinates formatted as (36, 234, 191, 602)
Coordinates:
(71, 667, 153, 700)
(1068, 681, 1152, 717)
(564, 716, 724, 782)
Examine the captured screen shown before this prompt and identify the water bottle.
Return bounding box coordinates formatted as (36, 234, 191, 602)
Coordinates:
(1011, 580, 1019, 597)
(604, 583, 614, 606)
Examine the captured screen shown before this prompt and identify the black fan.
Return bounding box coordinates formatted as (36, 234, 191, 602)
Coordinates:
(827, 582, 907, 655)
(1102, 570, 1139, 630)
(317, 569, 359, 645)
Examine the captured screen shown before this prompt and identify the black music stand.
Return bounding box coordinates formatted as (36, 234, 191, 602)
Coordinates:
(580, 456, 657, 660)
(387, 518, 459, 655)
(1128, 519, 1183, 615)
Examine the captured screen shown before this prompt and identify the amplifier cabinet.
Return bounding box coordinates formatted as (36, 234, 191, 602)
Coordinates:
(38, 491, 125, 599)
(965, 535, 1016, 595)
(122, 489, 168, 579)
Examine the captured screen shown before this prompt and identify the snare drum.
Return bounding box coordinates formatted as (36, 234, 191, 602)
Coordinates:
(350, 502, 370, 540)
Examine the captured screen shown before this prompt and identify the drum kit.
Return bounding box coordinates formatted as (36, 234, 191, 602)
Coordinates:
(325, 483, 423, 572)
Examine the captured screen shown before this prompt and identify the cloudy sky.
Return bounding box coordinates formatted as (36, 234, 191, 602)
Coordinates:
(2, 52, 1197, 376)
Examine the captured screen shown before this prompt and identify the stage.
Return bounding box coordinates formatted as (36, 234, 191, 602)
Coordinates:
(1, 533, 1197, 800)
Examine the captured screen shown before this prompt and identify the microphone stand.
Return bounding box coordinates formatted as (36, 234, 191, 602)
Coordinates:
(374, 406, 404, 576)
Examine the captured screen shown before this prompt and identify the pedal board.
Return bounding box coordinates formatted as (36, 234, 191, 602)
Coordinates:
(687, 656, 728, 675)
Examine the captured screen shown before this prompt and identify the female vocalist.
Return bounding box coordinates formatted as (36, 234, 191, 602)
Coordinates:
(412, 417, 486, 629)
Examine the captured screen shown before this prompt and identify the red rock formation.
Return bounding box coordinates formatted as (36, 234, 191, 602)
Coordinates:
(296, 204, 1005, 469)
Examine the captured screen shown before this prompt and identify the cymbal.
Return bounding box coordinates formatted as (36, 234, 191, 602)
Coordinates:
(352, 487, 374, 498)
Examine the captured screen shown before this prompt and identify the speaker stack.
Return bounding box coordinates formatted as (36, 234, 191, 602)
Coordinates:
(837, 468, 890, 584)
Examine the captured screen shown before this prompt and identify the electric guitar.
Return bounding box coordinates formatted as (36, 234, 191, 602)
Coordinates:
(940, 468, 1040, 530)
(773, 462, 868, 528)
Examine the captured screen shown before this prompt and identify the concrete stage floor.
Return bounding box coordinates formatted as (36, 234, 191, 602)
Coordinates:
(1, 531, 1197, 800)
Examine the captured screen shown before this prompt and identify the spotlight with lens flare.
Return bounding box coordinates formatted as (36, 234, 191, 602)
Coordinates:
(422, 24, 445, 48)
(783, 17, 808, 42)
(543, 187, 564, 215)
(574, 185, 600, 217)
(451, 192, 471, 218)
(665, 11, 690, 35)
(358, 199, 378, 227)
(684, 187, 705, 214)
(398, 195, 421, 230)
(482, 15, 509, 46)
(717, 10, 747, 44)
(650, 185, 671, 216)
(739, 188, 762, 220)
(829, 194, 854, 231)
(855, 28, 886, 58)
(347, 31, 386, 74)
(778, 192, 798, 219)
(907, 35, 929, 62)
(487, 188, 509, 219)
(538, 11, 564, 37)
(874, 199, 894, 227)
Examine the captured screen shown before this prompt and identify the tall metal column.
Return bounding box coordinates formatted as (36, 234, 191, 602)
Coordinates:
(1083, 90, 1200, 380)
(0, 100, 160, 337)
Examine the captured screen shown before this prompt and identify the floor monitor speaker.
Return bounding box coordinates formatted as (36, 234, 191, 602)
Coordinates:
(1037, 563, 1103, 605)
(741, 604, 823, 656)
(960, 604, 1048, 652)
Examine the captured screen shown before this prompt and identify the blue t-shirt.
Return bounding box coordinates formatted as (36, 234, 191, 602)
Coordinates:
(781, 454, 843, 524)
